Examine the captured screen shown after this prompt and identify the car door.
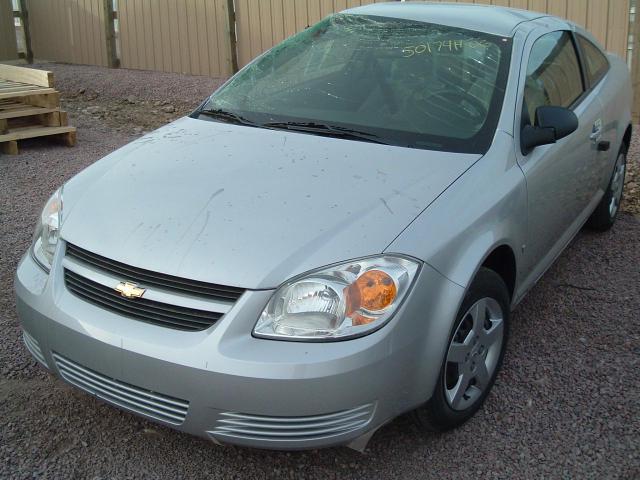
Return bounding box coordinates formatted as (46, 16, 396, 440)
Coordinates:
(575, 33, 616, 192)
(515, 30, 603, 279)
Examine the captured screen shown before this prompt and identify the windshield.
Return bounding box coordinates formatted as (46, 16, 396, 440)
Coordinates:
(200, 14, 512, 153)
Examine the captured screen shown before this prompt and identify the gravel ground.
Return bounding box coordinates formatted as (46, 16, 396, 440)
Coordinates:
(1, 63, 639, 479)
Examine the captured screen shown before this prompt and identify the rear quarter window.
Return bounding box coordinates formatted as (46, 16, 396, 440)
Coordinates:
(577, 35, 609, 86)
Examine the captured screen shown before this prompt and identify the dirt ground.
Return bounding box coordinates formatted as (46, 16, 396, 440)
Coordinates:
(1, 63, 639, 479)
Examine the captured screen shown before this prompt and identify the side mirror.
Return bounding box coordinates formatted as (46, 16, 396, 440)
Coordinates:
(521, 106, 579, 155)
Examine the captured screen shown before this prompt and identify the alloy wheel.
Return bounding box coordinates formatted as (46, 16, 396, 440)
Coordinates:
(444, 297, 504, 411)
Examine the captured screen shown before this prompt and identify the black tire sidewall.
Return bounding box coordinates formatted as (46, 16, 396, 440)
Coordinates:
(414, 267, 510, 431)
(587, 150, 627, 231)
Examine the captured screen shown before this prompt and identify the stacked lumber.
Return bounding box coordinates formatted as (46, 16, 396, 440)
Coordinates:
(0, 64, 76, 155)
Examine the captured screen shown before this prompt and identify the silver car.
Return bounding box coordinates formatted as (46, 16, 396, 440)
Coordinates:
(15, 3, 631, 451)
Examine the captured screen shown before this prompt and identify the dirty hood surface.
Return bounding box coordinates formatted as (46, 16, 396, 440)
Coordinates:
(61, 117, 480, 289)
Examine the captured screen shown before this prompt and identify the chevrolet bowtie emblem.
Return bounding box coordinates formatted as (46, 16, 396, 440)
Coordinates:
(115, 282, 146, 299)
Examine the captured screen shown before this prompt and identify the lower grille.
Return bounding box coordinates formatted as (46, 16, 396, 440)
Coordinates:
(209, 404, 375, 444)
(53, 353, 189, 425)
(23, 330, 48, 368)
(64, 269, 222, 331)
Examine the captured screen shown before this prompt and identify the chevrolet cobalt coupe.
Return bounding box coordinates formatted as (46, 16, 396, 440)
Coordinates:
(16, 3, 631, 450)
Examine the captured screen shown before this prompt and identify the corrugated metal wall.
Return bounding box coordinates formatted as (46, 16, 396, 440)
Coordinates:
(117, 0, 233, 76)
(430, 0, 629, 59)
(28, 0, 109, 67)
(18, 0, 632, 73)
(0, 0, 18, 60)
(234, 0, 389, 67)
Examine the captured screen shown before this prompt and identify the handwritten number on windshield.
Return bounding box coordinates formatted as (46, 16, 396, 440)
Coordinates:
(402, 39, 486, 57)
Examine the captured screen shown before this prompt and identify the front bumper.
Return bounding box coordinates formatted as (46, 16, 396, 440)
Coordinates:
(15, 249, 464, 450)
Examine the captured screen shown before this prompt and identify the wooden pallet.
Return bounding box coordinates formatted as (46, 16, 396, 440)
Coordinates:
(0, 65, 76, 155)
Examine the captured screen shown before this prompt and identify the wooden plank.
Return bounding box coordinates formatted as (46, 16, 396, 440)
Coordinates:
(0, 85, 46, 93)
(0, 125, 76, 142)
(0, 140, 18, 154)
(0, 65, 54, 88)
(0, 127, 75, 154)
(22, 92, 61, 108)
(57, 129, 76, 147)
(0, 88, 57, 100)
(59, 110, 69, 126)
(0, 106, 59, 119)
(34, 111, 62, 127)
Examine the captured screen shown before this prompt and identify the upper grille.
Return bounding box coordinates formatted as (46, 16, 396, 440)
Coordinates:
(65, 243, 245, 302)
(208, 404, 375, 445)
(65, 269, 222, 331)
(53, 353, 189, 425)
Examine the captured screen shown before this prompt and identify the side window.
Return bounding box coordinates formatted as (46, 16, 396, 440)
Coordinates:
(577, 35, 609, 86)
(523, 31, 584, 124)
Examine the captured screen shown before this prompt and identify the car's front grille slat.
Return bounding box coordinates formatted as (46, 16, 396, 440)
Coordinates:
(23, 330, 48, 368)
(57, 365, 187, 420)
(65, 269, 221, 331)
(209, 404, 376, 444)
(66, 270, 219, 325)
(66, 243, 245, 301)
(54, 355, 188, 413)
(53, 353, 189, 425)
(217, 410, 372, 431)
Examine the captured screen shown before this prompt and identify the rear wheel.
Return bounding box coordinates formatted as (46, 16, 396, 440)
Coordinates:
(586, 150, 627, 231)
(413, 268, 509, 432)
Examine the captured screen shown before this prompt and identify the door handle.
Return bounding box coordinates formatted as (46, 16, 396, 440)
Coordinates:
(590, 119, 603, 142)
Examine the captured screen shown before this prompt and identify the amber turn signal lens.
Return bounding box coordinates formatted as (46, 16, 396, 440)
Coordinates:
(351, 313, 376, 326)
(345, 269, 397, 316)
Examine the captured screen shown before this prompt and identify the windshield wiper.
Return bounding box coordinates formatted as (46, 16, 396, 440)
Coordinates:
(263, 121, 389, 145)
(197, 108, 261, 127)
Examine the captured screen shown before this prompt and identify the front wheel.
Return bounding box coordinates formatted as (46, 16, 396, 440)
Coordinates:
(586, 150, 627, 231)
(413, 268, 509, 432)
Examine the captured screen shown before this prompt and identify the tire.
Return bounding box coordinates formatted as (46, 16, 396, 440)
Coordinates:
(586, 149, 627, 231)
(413, 267, 510, 432)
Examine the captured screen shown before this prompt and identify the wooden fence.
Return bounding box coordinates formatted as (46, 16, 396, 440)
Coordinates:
(3, 0, 640, 121)
(27, 0, 109, 67)
(8, 0, 631, 72)
(0, 0, 18, 61)
(429, 0, 629, 60)
(118, 0, 233, 76)
(234, 0, 389, 67)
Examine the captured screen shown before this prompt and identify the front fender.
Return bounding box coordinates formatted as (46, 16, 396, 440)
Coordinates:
(386, 132, 527, 300)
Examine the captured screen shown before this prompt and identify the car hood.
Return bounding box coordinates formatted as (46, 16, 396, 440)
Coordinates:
(61, 117, 480, 289)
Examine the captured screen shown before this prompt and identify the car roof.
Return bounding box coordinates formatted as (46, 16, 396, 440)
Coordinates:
(343, 1, 554, 37)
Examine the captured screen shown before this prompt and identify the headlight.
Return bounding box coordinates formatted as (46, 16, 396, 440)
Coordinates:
(31, 188, 63, 271)
(254, 256, 420, 341)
